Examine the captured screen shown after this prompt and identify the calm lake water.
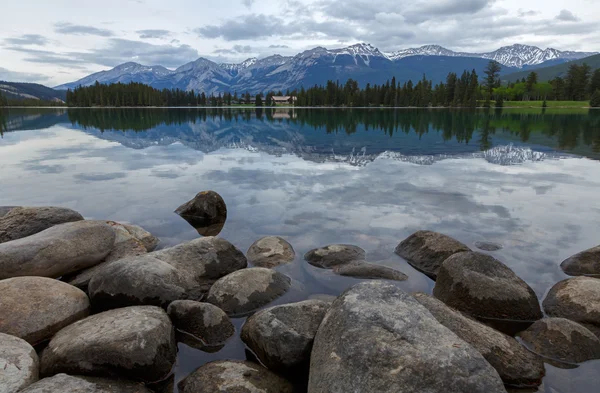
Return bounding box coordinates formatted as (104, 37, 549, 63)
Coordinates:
(1, 107, 600, 392)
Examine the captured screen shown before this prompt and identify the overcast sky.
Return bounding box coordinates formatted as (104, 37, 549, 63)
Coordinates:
(1, 0, 599, 86)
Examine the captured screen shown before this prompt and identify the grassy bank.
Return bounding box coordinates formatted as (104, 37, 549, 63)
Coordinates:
(503, 101, 590, 108)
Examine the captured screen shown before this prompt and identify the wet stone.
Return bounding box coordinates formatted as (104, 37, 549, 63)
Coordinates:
(175, 191, 227, 237)
(167, 300, 234, 346)
(247, 236, 295, 268)
(304, 244, 366, 269)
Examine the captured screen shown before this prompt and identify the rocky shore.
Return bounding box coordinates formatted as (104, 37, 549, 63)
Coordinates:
(1, 191, 600, 392)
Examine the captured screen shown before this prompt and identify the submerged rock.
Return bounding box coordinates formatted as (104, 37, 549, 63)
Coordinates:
(0, 277, 90, 345)
(308, 281, 506, 393)
(0, 333, 39, 393)
(414, 293, 544, 388)
(543, 277, 600, 332)
(433, 251, 542, 334)
(40, 306, 176, 383)
(395, 230, 470, 279)
(0, 206, 84, 244)
(0, 220, 115, 279)
(206, 268, 291, 316)
(519, 318, 600, 364)
(304, 244, 366, 268)
(178, 360, 295, 393)
(560, 245, 600, 277)
(475, 241, 503, 252)
(333, 261, 408, 281)
(20, 374, 152, 393)
(175, 191, 227, 236)
(241, 300, 329, 375)
(247, 236, 295, 268)
(88, 237, 247, 311)
(167, 300, 234, 346)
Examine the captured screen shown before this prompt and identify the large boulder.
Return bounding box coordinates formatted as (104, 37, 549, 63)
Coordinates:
(0, 333, 39, 393)
(543, 277, 600, 333)
(333, 262, 407, 281)
(308, 281, 506, 393)
(304, 244, 366, 268)
(40, 306, 176, 383)
(0, 206, 84, 244)
(241, 300, 329, 375)
(0, 221, 115, 279)
(167, 300, 234, 346)
(178, 360, 294, 393)
(175, 191, 227, 236)
(206, 268, 291, 316)
(560, 245, 600, 277)
(414, 293, 544, 388)
(66, 221, 159, 291)
(89, 237, 247, 311)
(247, 236, 295, 268)
(433, 251, 542, 334)
(519, 317, 600, 364)
(20, 374, 152, 393)
(0, 277, 90, 345)
(395, 230, 470, 279)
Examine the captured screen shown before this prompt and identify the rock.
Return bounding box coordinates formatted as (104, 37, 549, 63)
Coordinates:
(88, 237, 247, 311)
(308, 281, 506, 393)
(394, 230, 470, 279)
(0, 206, 17, 218)
(175, 191, 227, 236)
(475, 241, 503, 251)
(333, 261, 408, 281)
(0, 221, 116, 280)
(433, 251, 542, 334)
(178, 360, 294, 393)
(241, 300, 329, 375)
(40, 306, 176, 383)
(560, 245, 600, 277)
(206, 268, 291, 316)
(0, 277, 90, 345)
(304, 244, 366, 269)
(19, 374, 152, 393)
(167, 300, 234, 346)
(414, 293, 544, 388)
(247, 236, 295, 268)
(0, 333, 39, 393)
(0, 206, 84, 244)
(543, 277, 600, 333)
(66, 221, 158, 291)
(519, 317, 600, 364)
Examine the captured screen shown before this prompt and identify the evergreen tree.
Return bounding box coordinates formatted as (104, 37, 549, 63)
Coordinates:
(589, 69, 600, 96)
(591, 90, 600, 108)
(255, 94, 263, 107)
(495, 94, 504, 108)
(484, 61, 502, 105)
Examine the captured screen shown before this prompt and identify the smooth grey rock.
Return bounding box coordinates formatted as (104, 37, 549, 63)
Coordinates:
(0, 221, 115, 279)
(241, 300, 329, 375)
(543, 277, 600, 334)
(560, 245, 600, 277)
(333, 261, 408, 281)
(0, 333, 39, 393)
(304, 244, 366, 268)
(414, 293, 544, 388)
(308, 281, 506, 393)
(0, 277, 90, 345)
(475, 241, 503, 251)
(0, 207, 16, 218)
(395, 230, 470, 279)
(20, 374, 152, 393)
(520, 317, 600, 364)
(88, 237, 247, 311)
(66, 221, 158, 291)
(0, 206, 84, 244)
(433, 251, 542, 332)
(247, 236, 295, 268)
(40, 306, 176, 383)
(206, 268, 291, 316)
(175, 191, 227, 236)
(178, 360, 294, 393)
(167, 300, 234, 346)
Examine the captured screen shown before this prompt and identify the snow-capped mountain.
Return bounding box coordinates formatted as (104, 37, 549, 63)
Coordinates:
(388, 44, 597, 68)
(55, 43, 597, 93)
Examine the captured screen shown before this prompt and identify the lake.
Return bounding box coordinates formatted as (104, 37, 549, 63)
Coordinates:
(1, 107, 600, 392)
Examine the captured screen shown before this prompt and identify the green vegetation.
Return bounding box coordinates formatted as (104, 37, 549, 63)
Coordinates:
(591, 90, 600, 108)
(503, 54, 600, 82)
(503, 101, 590, 108)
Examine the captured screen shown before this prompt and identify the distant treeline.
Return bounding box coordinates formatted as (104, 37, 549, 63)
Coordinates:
(46, 60, 600, 108)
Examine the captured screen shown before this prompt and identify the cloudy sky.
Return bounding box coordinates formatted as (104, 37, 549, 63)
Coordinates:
(1, 0, 599, 86)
